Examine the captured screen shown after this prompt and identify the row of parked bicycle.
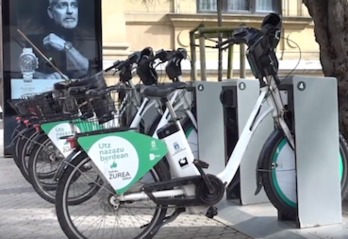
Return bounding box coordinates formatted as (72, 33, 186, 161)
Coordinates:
(9, 46, 201, 238)
(7, 12, 348, 239)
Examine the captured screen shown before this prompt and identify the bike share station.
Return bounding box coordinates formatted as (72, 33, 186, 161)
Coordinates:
(189, 26, 348, 238)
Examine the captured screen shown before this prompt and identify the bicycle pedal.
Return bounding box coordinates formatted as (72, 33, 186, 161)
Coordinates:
(193, 159, 209, 169)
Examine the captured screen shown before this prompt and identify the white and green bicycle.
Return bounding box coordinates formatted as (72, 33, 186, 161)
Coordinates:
(54, 13, 348, 239)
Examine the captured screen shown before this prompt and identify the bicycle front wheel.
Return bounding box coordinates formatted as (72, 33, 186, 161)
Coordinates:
(260, 129, 348, 219)
(55, 152, 171, 239)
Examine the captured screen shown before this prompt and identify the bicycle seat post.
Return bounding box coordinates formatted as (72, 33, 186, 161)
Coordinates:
(163, 96, 179, 123)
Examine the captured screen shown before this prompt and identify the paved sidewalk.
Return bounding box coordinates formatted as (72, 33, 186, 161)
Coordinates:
(0, 157, 251, 239)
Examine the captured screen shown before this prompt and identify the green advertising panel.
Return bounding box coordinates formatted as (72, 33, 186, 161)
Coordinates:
(41, 121, 74, 157)
(77, 131, 168, 194)
(41, 119, 105, 156)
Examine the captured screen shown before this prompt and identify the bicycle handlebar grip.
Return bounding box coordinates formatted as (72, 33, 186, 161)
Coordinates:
(104, 60, 121, 72)
(128, 52, 141, 64)
(176, 48, 187, 59)
(107, 84, 129, 93)
(105, 51, 140, 74)
(67, 86, 88, 95)
(215, 27, 257, 49)
(85, 89, 102, 97)
(154, 49, 169, 62)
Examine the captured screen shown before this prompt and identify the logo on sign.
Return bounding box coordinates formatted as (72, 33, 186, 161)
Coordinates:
(110, 161, 117, 169)
(174, 142, 180, 150)
(151, 140, 156, 148)
(109, 171, 131, 180)
(179, 157, 189, 168)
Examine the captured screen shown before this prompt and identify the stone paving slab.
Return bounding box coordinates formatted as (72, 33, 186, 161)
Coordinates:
(0, 157, 251, 239)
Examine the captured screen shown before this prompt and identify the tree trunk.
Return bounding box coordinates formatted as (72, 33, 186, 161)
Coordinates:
(303, 0, 348, 138)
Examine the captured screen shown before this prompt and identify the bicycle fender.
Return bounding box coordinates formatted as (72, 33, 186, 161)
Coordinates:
(255, 154, 265, 195)
(255, 129, 280, 195)
(53, 148, 82, 181)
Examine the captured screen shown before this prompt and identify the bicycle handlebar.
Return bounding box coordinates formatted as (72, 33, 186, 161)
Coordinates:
(216, 27, 263, 50)
(85, 84, 130, 98)
(104, 60, 122, 72)
(216, 13, 282, 83)
(145, 48, 187, 64)
(217, 12, 282, 50)
(105, 52, 140, 73)
(136, 47, 188, 85)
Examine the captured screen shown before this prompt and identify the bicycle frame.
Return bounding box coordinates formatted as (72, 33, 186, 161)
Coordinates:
(124, 87, 194, 132)
(54, 84, 196, 181)
(153, 89, 197, 138)
(53, 92, 158, 181)
(119, 75, 294, 202)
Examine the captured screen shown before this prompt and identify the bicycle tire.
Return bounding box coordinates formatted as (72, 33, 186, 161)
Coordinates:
(55, 152, 171, 239)
(16, 129, 40, 183)
(10, 126, 27, 167)
(260, 129, 348, 219)
(7, 122, 26, 153)
(28, 133, 63, 203)
(11, 121, 26, 140)
(12, 127, 33, 167)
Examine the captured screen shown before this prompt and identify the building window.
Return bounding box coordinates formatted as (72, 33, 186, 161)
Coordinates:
(198, 0, 281, 13)
(199, 0, 217, 12)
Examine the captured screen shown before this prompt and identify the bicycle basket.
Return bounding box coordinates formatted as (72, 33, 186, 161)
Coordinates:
(87, 90, 120, 124)
(64, 90, 94, 119)
(23, 91, 64, 119)
(8, 99, 31, 116)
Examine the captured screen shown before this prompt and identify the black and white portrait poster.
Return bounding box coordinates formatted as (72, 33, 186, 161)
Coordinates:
(1, 0, 103, 154)
(4, 0, 103, 97)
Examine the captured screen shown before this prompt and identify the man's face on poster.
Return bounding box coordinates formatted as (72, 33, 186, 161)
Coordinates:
(48, 0, 78, 29)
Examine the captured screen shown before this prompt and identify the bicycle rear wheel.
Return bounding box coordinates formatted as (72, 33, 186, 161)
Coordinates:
(260, 129, 348, 219)
(7, 122, 26, 153)
(12, 127, 33, 166)
(15, 127, 39, 182)
(55, 152, 171, 239)
(28, 133, 63, 203)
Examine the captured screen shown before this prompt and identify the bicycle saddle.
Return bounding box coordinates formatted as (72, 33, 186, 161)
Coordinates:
(142, 82, 187, 98)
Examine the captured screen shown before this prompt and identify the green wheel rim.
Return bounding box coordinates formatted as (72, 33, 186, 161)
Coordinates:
(272, 138, 344, 208)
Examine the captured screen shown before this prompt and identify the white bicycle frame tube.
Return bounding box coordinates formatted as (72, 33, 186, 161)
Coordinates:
(121, 76, 294, 202)
(152, 89, 197, 139)
(129, 88, 192, 131)
(217, 86, 269, 183)
(129, 97, 154, 128)
(218, 76, 294, 184)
